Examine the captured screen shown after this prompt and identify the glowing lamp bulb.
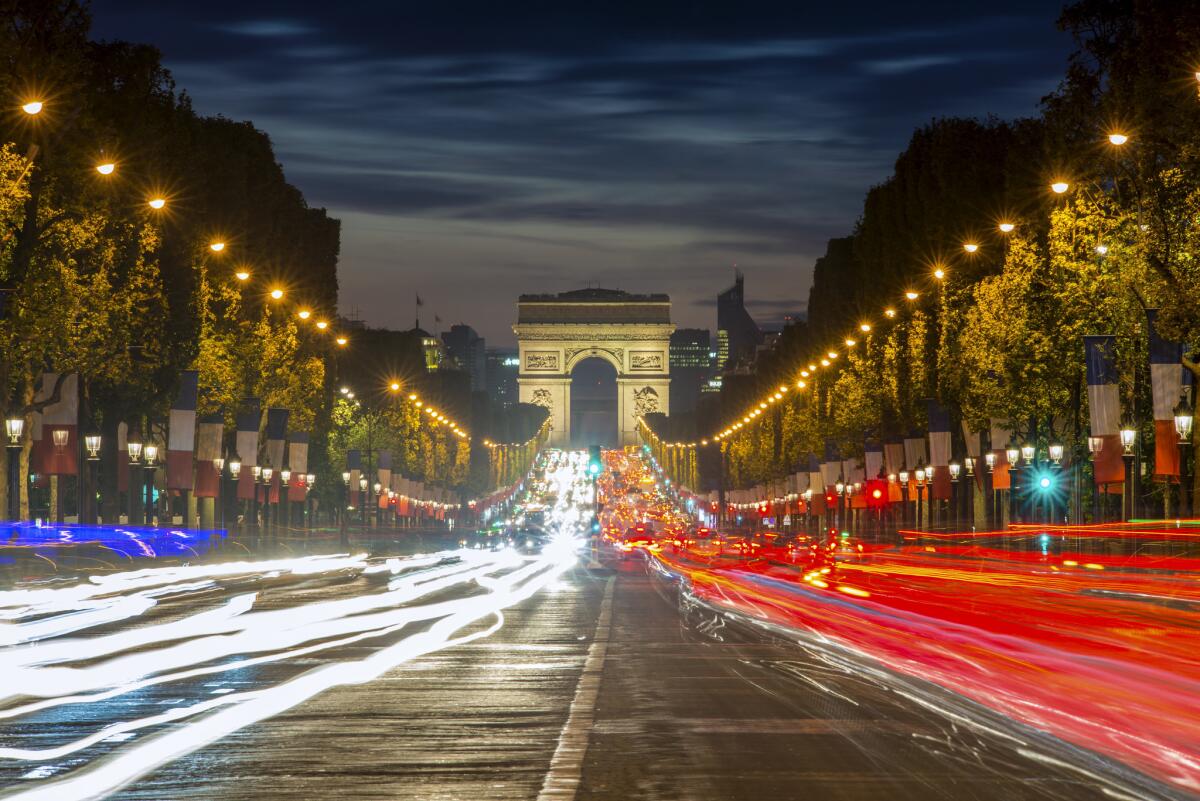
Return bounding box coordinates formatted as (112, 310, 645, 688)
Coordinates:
(1051, 181, 1069, 194)
(270, 288, 284, 300)
(235, 270, 250, 281)
(96, 162, 115, 175)
(1108, 133, 1128, 146)
(933, 268, 945, 280)
(999, 222, 1015, 233)
(297, 309, 311, 320)
(21, 101, 43, 115)
(336, 336, 348, 346)
(884, 308, 896, 318)
(905, 291, 919, 300)
(148, 198, 166, 210)
(963, 243, 979, 253)
(315, 320, 328, 330)
(209, 241, 226, 252)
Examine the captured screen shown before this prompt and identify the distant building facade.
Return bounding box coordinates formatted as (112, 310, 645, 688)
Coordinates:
(716, 271, 763, 372)
(485, 348, 520, 409)
(669, 328, 710, 415)
(442, 324, 486, 391)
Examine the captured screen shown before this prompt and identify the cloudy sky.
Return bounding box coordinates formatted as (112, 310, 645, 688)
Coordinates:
(91, 1, 1072, 346)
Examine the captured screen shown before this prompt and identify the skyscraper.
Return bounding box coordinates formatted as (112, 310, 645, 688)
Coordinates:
(669, 328, 710, 415)
(441, 324, 486, 391)
(485, 348, 520, 408)
(716, 271, 763, 371)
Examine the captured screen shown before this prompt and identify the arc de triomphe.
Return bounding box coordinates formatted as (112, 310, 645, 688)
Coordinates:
(513, 289, 673, 447)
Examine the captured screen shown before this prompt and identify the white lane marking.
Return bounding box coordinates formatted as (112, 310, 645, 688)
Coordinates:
(537, 575, 615, 801)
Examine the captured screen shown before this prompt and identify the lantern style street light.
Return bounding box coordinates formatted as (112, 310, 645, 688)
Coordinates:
(5, 417, 23, 447)
(984, 452, 996, 472)
(1087, 435, 1104, 458)
(1005, 444, 1020, 465)
(84, 433, 101, 460)
(1119, 424, 1137, 454)
(1049, 443, 1064, 464)
(21, 100, 43, 115)
(1175, 395, 1195, 440)
(949, 462, 961, 481)
(1021, 443, 1036, 464)
(143, 444, 158, 463)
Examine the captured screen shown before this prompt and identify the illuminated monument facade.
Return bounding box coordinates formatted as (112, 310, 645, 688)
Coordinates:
(513, 289, 673, 447)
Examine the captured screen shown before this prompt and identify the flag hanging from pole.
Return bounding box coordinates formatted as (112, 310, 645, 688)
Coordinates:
(903, 429, 927, 472)
(821, 440, 841, 487)
(927, 398, 952, 501)
(40, 372, 79, 477)
(1148, 310, 1182, 478)
(1084, 335, 1125, 485)
(377, 450, 393, 509)
(265, 409, 288, 503)
(864, 440, 883, 481)
(884, 437, 904, 476)
(194, 412, 224, 498)
(235, 398, 261, 500)
(167, 371, 198, 490)
(287, 433, 309, 500)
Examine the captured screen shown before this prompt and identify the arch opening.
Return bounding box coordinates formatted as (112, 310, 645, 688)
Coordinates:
(570, 357, 617, 448)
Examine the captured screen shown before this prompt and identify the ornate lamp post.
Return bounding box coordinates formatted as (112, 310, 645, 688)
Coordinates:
(1004, 442, 1020, 527)
(83, 433, 101, 524)
(359, 476, 368, 527)
(1120, 420, 1137, 522)
(898, 469, 910, 528)
(964, 456, 976, 531)
(949, 461, 961, 531)
(305, 473, 316, 529)
(252, 465, 263, 531)
(262, 465, 274, 533)
(280, 467, 292, 532)
(143, 444, 159, 525)
(5, 417, 23, 521)
(1175, 394, 1194, 518)
(127, 438, 143, 524)
(373, 480, 383, 528)
(914, 464, 927, 531)
(228, 456, 241, 531)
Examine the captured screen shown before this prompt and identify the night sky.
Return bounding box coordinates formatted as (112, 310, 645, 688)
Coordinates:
(90, 1, 1072, 346)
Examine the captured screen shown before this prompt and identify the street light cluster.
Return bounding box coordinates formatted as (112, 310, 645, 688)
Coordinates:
(704, 151, 1139, 448)
(18, 97, 351, 350)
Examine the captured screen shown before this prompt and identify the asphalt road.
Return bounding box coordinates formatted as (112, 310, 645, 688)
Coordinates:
(0, 546, 1188, 801)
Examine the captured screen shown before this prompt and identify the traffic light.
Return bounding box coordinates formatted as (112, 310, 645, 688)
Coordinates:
(588, 445, 603, 476)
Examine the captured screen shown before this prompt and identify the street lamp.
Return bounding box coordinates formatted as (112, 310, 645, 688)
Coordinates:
(1048, 443, 1064, 465)
(143, 444, 159, 525)
(1108, 132, 1129, 146)
(5, 417, 22, 521)
(1021, 443, 1036, 464)
(280, 467, 292, 531)
(984, 452, 996, 472)
(1051, 181, 1070, 194)
(5, 417, 23, 447)
(1174, 394, 1194, 518)
(21, 100, 43, 115)
(1119, 418, 1137, 520)
(96, 162, 115, 176)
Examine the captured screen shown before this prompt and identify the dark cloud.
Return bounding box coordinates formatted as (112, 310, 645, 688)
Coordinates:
(90, 0, 1071, 344)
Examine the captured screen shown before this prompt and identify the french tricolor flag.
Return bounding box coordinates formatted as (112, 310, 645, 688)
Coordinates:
(167, 371, 198, 491)
(1085, 335, 1125, 485)
(376, 450, 392, 509)
(235, 398, 261, 500)
(265, 409, 289, 503)
(195, 412, 224, 498)
(1148, 311, 1183, 478)
(40, 372, 79, 477)
(821, 440, 841, 487)
(927, 398, 952, 500)
(347, 449, 362, 507)
(287, 433, 309, 500)
(864, 440, 883, 481)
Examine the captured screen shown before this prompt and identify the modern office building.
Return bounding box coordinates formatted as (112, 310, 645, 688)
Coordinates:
(716, 271, 763, 372)
(441, 324, 486, 391)
(669, 328, 711, 415)
(485, 348, 520, 408)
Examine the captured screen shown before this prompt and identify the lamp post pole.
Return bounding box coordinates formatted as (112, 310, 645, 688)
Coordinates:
(1174, 395, 1194, 519)
(84, 433, 101, 524)
(949, 461, 961, 532)
(5, 417, 24, 522)
(143, 445, 158, 526)
(127, 439, 143, 524)
(1120, 421, 1137, 522)
(280, 468, 291, 534)
(251, 465, 262, 533)
(262, 466, 274, 535)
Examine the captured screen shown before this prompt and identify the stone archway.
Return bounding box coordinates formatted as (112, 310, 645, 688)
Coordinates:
(513, 288, 673, 447)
